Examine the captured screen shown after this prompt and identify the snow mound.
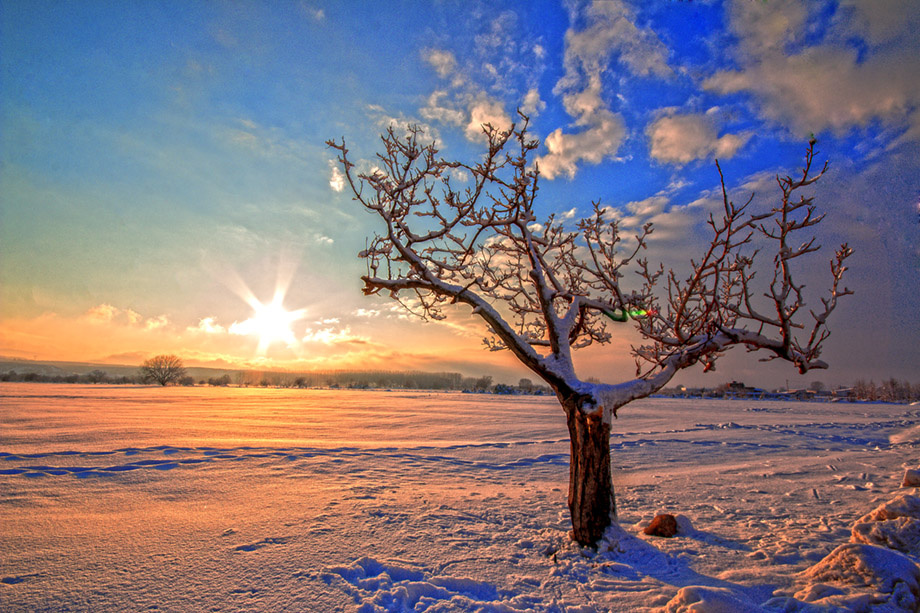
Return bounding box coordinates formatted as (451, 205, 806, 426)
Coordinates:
(857, 494, 920, 523)
(791, 543, 920, 611)
(852, 516, 920, 557)
(675, 514, 695, 535)
(901, 468, 920, 488)
(321, 557, 537, 612)
(851, 493, 920, 557)
(663, 585, 764, 612)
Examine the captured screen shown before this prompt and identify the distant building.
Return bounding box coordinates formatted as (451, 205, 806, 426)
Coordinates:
(724, 381, 766, 399)
(832, 388, 855, 401)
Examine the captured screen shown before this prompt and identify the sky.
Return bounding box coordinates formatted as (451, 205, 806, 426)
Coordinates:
(1, 0, 918, 389)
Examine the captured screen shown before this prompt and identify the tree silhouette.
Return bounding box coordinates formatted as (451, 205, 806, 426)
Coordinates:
(139, 355, 187, 387)
(328, 118, 852, 546)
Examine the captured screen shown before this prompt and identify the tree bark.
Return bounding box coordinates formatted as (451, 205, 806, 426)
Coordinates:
(563, 395, 615, 547)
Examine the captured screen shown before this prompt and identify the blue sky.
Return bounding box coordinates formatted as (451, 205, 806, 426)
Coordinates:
(1, 0, 918, 388)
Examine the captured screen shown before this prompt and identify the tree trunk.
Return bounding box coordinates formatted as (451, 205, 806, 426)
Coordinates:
(563, 395, 615, 547)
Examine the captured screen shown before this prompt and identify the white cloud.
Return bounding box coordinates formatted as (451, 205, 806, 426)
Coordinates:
(723, 0, 808, 57)
(302, 5, 324, 22)
(705, 47, 920, 136)
(423, 49, 458, 79)
(628, 195, 668, 218)
(465, 98, 512, 142)
(520, 88, 545, 117)
(302, 325, 366, 345)
(598, 191, 700, 256)
(420, 90, 466, 127)
(538, 98, 626, 179)
(84, 304, 170, 331)
(420, 48, 514, 144)
(420, 31, 548, 144)
(191, 317, 226, 334)
(469, 10, 547, 94)
(646, 111, 751, 165)
(449, 168, 470, 183)
(703, 0, 920, 139)
(560, 0, 672, 84)
(666, 177, 691, 192)
(900, 109, 920, 146)
(474, 11, 518, 56)
(536, 0, 673, 179)
(328, 161, 345, 192)
(365, 106, 441, 146)
(839, 0, 918, 44)
(144, 315, 169, 331)
(560, 207, 578, 220)
(84, 303, 119, 323)
(125, 309, 143, 325)
(604, 194, 672, 233)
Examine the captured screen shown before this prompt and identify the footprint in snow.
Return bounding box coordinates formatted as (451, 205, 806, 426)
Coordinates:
(233, 537, 290, 552)
(2, 574, 41, 585)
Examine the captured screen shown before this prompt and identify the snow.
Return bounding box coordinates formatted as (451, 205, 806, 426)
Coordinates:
(1, 383, 918, 612)
(782, 543, 920, 611)
(902, 469, 920, 487)
(851, 494, 920, 556)
(664, 585, 764, 612)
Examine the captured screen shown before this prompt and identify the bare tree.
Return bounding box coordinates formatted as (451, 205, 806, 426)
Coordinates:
(86, 369, 108, 384)
(327, 117, 852, 547)
(139, 355, 187, 387)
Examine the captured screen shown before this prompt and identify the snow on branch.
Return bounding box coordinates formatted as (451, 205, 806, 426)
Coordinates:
(327, 121, 852, 415)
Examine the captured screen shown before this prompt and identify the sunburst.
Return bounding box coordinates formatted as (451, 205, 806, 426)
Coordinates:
(242, 291, 307, 355)
(226, 262, 308, 355)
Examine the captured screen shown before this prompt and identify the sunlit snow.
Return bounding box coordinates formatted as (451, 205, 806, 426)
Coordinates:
(1, 384, 918, 611)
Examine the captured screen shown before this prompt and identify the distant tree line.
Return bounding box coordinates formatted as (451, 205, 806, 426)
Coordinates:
(0, 370, 144, 385)
(0, 365, 554, 394)
(0, 369, 196, 387)
(851, 379, 920, 403)
(658, 378, 920, 403)
(235, 369, 467, 390)
(232, 370, 551, 394)
(6, 364, 911, 402)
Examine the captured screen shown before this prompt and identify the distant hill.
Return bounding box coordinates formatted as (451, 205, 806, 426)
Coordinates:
(0, 357, 235, 381)
(0, 357, 490, 391)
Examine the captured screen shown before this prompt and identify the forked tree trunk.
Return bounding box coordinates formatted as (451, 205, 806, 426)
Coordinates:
(563, 395, 615, 547)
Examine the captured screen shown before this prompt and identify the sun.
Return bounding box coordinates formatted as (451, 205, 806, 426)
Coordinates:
(222, 257, 311, 356)
(233, 290, 307, 355)
(251, 297, 306, 352)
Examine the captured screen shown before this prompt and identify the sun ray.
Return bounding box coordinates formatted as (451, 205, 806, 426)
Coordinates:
(219, 255, 310, 356)
(248, 294, 307, 355)
(226, 284, 307, 356)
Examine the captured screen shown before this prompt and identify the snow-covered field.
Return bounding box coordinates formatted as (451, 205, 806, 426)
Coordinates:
(1, 383, 918, 612)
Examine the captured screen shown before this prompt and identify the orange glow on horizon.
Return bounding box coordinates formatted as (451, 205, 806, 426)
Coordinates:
(0, 305, 540, 381)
